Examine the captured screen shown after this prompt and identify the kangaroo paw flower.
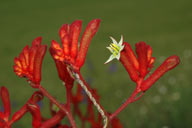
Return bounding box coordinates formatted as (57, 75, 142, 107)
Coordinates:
(140, 55, 180, 91)
(50, 19, 101, 88)
(105, 36, 180, 91)
(13, 37, 47, 86)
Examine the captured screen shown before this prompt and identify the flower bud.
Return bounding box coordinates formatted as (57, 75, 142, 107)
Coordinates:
(141, 55, 180, 92)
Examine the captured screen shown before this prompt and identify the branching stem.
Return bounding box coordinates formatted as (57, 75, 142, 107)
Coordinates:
(38, 85, 77, 128)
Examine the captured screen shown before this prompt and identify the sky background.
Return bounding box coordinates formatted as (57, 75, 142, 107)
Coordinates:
(0, 0, 192, 127)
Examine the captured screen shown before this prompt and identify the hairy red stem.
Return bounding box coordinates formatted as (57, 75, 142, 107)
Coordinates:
(38, 85, 77, 128)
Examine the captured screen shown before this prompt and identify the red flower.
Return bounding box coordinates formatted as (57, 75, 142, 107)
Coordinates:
(50, 19, 101, 86)
(120, 41, 180, 91)
(0, 86, 43, 127)
(13, 37, 47, 86)
(140, 55, 180, 91)
(27, 103, 42, 128)
(0, 86, 11, 128)
(49, 47, 74, 87)
(120, 42, 155, 82)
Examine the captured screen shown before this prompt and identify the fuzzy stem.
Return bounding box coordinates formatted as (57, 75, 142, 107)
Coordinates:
(73, 70, 108, 128)
(41, 110, 65, 128)
(38, 85, 77, 128)
(66, 85, 72, 110)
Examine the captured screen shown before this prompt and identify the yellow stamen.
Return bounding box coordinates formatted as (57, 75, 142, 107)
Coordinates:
(109, 43, 120, 56)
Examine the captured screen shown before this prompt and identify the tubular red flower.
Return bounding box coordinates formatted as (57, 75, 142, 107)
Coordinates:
(75, 19, 101, 69)
(147, 45, 152, 62)
(10, 105, 28, 125)
(0, 87, 43, 127)
(135, 42, 148, 78)
(33, 45, 47, 84)
(51, 19, 101, 73)
(123, 42, 139, 70)
(0, 86, 11, 121)
(120, 51, 139, 82)
(29, 37, 42, 73)
(59, 24, 70, 59)
(141, 55, 180, 91)
(59, 24, 69, 39)
(19, 52, 28, 71)
(27, 103, 42, 128)
(69, 20, 82, 61)
(13, 37, 47, 85)
(10, 91, 43, 124)
(119, 41, 158, 83)
(50, 40, 65, 61)
(49, 47, 74, 86)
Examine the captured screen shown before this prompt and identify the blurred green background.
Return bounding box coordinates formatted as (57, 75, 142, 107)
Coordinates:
(0, 0, 192, 127)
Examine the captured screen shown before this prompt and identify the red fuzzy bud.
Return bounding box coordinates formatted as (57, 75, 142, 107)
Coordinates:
(0, 86, 11, 120)
(14, 37, 47, 85)
(141, 55, 180, 91)
(70, 20, 82, 60)
(49, 47, 74, 86)
(29, 45, 38, 75)
(76, 19, 101, 69)
(10, 91, 43, 124)
(32, 36, 42, 46)
(59, 24, 70, 57)
(33, 45, 47, 84)
(10, 105, 28, 124)
(59, 24, 69, 39)
(23, 45, 30, 67)
(27, 103, 42, 128)
(120, 51, 139, 82)
(19, 52, 27, 71)
(135, 42, 148, 78)
(123, 42, 139, 71)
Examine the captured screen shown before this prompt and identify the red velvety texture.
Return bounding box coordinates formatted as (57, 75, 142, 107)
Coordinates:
(13, 37, 47, 85)
(141, 55, 180, 91)
(75, 19, 101, 68)
(51, 19, 101, 72)
(120, 42, 139, 82)
(135, 42, 148, 78)
(49, 46, 74, 86)
(28, 103, 42, 128)
(0, 86, 11, 121)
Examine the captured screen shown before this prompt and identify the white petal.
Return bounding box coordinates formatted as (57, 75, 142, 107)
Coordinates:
(104, 55, 115, 64)
(110, 36, 118, 45)
(116, 53, 121, 60)
(119, 35, 123, 46)
(120, 45, 125, 51)
(106, 46, 113, 53)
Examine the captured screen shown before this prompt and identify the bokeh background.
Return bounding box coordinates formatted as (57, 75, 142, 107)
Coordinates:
(0, 0, 192, 127)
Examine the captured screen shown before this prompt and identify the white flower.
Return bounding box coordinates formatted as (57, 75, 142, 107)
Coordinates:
(104, 35, 124, 64)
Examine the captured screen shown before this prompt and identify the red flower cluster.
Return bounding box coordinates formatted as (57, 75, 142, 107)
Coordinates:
(9, 18, 180, 128)
(49, 19, 100, 87)
(13, 37, 47, 85)
(0, 86, 43, 128)
(120, 41, 180, 91)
